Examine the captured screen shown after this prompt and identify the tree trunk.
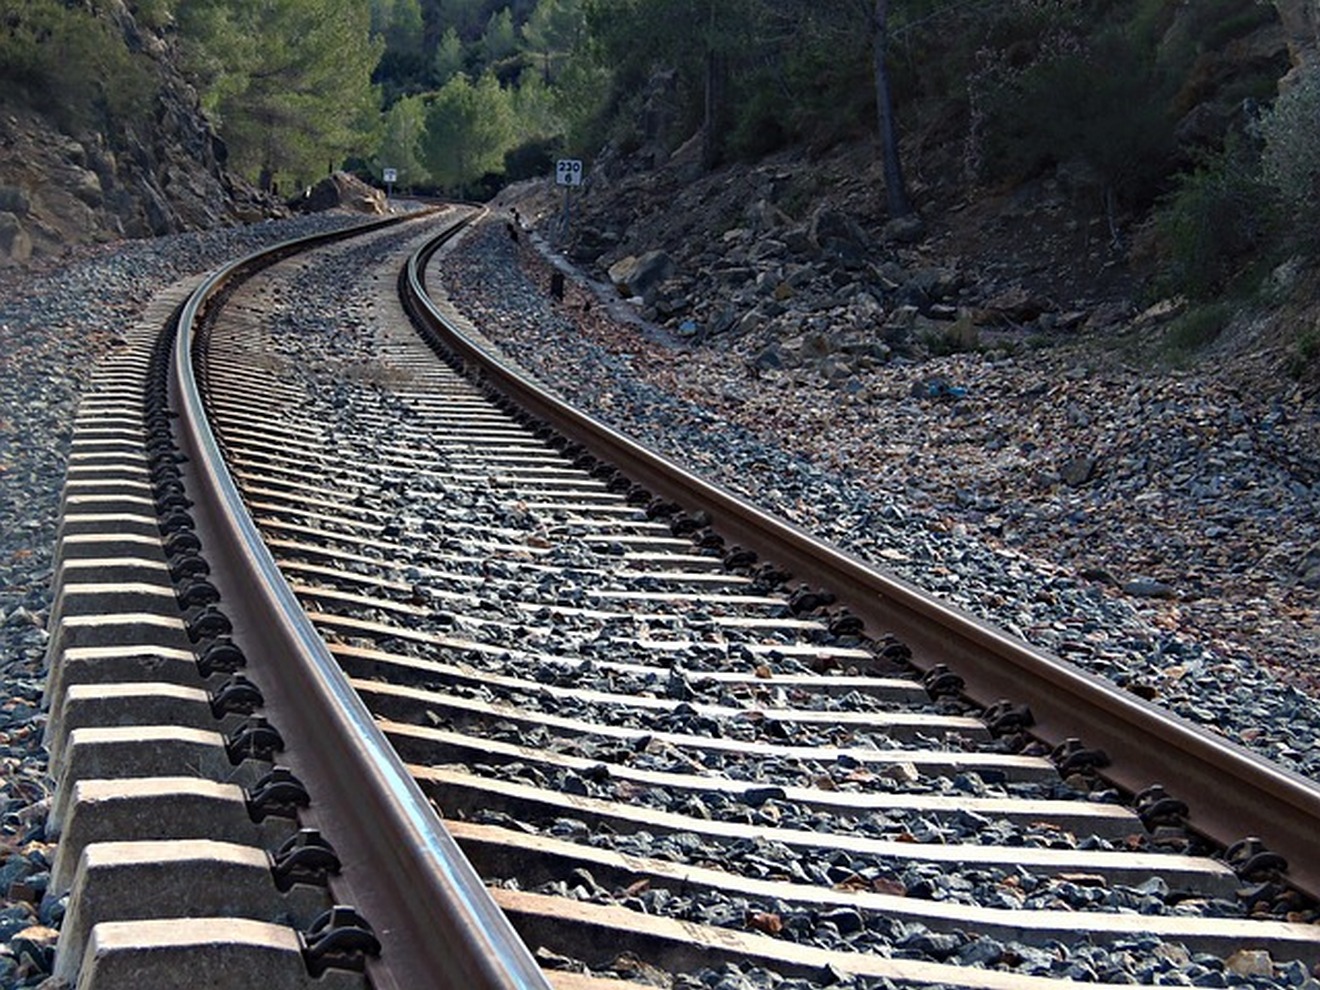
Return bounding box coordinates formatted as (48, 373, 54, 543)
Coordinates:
(702, 1, 733, 171)
(701, 2, 727, 171)
(871, 0, 912, 218)
(702, 47, 727, 170)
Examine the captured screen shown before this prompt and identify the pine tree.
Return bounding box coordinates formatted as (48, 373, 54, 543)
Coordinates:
(522, 0, 584, 82)
(375, 94, 431, 188)
(178, 0, 383, 192)
(432, 26, 466, 85)
(420, 71, 515, 190)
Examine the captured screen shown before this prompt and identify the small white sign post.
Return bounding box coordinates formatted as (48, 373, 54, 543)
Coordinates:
(382, 167, 397, 202)
(555, 159, 583, 242)
(555, 159, 583, 187)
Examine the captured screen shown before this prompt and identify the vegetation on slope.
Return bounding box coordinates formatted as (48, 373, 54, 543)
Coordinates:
(0, 0, 1317, 375)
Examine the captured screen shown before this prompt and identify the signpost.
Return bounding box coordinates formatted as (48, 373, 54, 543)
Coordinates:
(555, 159, 584, 242)
(382, 167, 397, 202)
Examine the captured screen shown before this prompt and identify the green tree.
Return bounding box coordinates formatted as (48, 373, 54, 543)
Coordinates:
(375, 93, 431, 188)
(550, 45, 613, 154)
(482, 7, 518, 65)
(512, 71, 561, 138)
(585, 0, 760, 168)
(433, 0, 487, 38)
(522, 0, 584, 82)
(865, 0, 911, 217)
(420, 71, 515, 190)
(973, 11, 1175, 239)
(772, 0, 914, 216)
(0, 0, 158, 129)
(178, 0, 383, 192)
(373, 0, 427, 102)
(432, 25, 466, 84)
(1260, 66, 1320, 240)
(372, 0, 424, 55)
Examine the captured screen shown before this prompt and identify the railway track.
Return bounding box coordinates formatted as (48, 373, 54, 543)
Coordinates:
(40, 209, 1320, 988)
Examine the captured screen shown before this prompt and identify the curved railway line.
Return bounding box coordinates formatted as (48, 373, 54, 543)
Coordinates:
(40, 209, 1320, 988)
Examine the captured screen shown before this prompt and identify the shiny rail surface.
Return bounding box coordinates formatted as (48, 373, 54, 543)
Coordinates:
(173, 209, 549, 990)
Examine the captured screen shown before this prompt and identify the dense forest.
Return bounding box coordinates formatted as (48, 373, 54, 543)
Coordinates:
(1, 0, 1318, 309)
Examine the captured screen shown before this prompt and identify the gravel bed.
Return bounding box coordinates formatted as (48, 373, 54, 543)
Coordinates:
(233, 229, 1316, 985)
(430, 219, 1320, 786)
(6, 209, 1311, 987)
(533, 949, 1312, 990)
(499, 863, 1234, 970)
(0, 211, 381, 987)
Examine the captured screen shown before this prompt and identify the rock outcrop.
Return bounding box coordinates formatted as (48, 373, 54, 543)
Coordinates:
(607, 250, 674, 304)
(1274, 0, 1320, 80)
(0, 6, 275, 265)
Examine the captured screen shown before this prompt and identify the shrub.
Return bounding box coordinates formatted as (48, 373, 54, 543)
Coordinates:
(974, 29, 1174, 211)
(1154, 142, 1270, 298)
(128, 0, 175, 31)
(1163, 301, 1233, 357)
(1287, 328, 1320, 380)
(0, 0, 157, 129)
(1259, 67, 1320, 252)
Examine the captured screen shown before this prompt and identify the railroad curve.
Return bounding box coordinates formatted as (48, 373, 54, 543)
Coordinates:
(39, 209, 1320, 989)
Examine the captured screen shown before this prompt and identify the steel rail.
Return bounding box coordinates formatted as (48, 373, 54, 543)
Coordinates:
(403, 228, 1320, 898)
(173, 213, 551, 990)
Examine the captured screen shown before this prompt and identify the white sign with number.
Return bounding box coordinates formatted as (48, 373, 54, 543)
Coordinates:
(556, 159, 583, 186)
(382, 167, 398, 183)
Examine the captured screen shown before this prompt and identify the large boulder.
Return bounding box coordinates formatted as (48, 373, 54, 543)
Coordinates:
(802, 205, 871, 267)
(289, 171, 387, 215)
(0, 212, 32, 263)
(607, 250, 675, 303)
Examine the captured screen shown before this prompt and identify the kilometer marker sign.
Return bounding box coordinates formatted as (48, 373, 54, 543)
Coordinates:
(555, 160, 583, 242)
(556, 159, 583, 186)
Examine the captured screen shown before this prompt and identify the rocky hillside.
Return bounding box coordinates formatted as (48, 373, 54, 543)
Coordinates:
(0, 3, 276, 266)
(503, 1, 1320, 391)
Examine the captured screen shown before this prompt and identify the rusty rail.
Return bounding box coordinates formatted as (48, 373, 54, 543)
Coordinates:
(402, 224, 1320, 898)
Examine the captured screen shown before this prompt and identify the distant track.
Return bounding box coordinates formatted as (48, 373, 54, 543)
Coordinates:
(42, 208, 1320, 989)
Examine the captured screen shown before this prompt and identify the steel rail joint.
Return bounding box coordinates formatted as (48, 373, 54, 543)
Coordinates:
(172, 214, 551, 990)
(404, 227, 1320, 898)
